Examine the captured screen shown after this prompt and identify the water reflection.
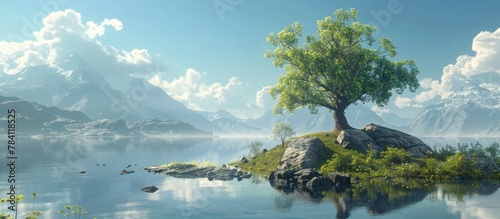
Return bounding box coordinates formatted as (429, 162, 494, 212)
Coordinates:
(270, 179, 500, 219)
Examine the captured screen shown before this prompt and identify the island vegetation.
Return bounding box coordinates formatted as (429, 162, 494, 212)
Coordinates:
(233, 132, 500, 182)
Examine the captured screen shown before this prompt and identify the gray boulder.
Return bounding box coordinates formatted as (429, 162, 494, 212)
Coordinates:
(306, 176, 334, 191)
(328, 173, 351, 187)
(363, 124, 432, 157)
(237, 155, 248, 164)
(279, 137, 325, 170)
(467, 154, 500, 174)
(336, 129, 382, 153)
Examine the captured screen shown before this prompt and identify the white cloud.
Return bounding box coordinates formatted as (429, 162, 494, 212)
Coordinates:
(85, 18, 123, 39)
(149, 70, 274, 119)
(149, 69, 243, 111)
(256, 86, 274, 108)
(397, 28, 500, 108)
(394, 96, 413, 108)
(0, 9, 163, 78)
(371, 106, 389, 115)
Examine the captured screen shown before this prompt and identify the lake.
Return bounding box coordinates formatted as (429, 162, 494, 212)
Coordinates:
(1, 136, 500, 219)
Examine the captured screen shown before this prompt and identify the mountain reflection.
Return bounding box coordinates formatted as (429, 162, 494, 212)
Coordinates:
(270, 178, 500, 218)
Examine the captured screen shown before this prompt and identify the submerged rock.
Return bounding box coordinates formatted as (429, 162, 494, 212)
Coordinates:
(141, 185, 158, 193)
(144, 163, 251, 182)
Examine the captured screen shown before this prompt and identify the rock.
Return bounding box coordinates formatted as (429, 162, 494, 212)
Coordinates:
(126, 164, 132, 168)
(120, 170, 134, 175)
(328, 173, 351, 187)
(259, 149, 268, 155)
(294, 168, 321, 185)
(222, 164, 227, 168)
(306, 176, 334, 191)
(237, 170, 243, 176)
(467, 154, 500, 174)
(279, 137, 325, 170)
(237, 155, 248, 164)
(79, 171, 86, 174)
(229, 168, 238, 177)
(324, 133, 330, 137)
(269, 169, 297, 184)
(337, 129, 382, 153)
(206, 170, 215, 180)
(363, 124, 432, 157)
(141, 185, 158, 193)
(241, 173, 252, 179)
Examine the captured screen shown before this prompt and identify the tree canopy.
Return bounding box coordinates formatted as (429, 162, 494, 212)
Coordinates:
(265, 8, 420, 130)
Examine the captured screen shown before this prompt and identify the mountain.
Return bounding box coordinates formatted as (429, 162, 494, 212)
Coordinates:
(120, 77, 223, 133)
(198, 109, 244, 122)
(246, 104, 398, 134)
(0, 53, 222, 133)
(0, 95, 91, 135)
(380, 113, 411, 127)
(410, 80, 500, 137)
(477, 121, 500, 137)
(0, 53, 137, 120)
(197, 110, 261, 134)
(127, 119, 212, 136)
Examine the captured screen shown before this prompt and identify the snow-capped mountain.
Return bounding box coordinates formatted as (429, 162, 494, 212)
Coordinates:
(0, 53, 134, 120)
(0, 95, 91, 135)
(0, 53, 221, 133)
(410, 80, 500, 137)
(127, 118, 212, 136)
(478, 121, 500, 137)
(197, 110, 261, 134)
(246, 104, 400, 134)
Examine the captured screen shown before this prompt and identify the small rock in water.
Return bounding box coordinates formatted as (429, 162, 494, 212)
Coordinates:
(141, 185, 158, 193)
(79, 171, 86, 174)
(96, 164, 100, 166)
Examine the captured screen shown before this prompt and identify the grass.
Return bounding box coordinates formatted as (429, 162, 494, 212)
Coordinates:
(232, 131, 500, 182)
(158, 160, 217, 169)
(232, 132, 345, 173)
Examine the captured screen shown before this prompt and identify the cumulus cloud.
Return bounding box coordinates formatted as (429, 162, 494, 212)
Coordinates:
(148, 69, 275, 119)
(371, 106, 390, 115)
(394, 96, 413, 108)
(396, 28, 500, 108)
(0, 9, 163, 78)
(256, 86, 274, 108)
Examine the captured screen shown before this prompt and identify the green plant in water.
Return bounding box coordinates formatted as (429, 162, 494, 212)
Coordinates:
(25, 192, 42, 219)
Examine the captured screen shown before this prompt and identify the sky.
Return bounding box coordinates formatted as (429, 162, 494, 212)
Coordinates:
(1, 0, 500, 119)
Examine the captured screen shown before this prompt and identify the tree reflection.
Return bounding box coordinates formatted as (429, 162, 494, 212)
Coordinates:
(269, 178, 500, 218)
(274, 193, 294, 213)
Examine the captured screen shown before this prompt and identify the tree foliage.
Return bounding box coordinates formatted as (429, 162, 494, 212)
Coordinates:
(265, 8, 419, 130)
(272, 122, 295, 148)
(248, 141, 264, 159)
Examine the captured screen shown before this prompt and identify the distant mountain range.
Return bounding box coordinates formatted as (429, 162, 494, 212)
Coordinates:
(0, 54, 496, 137)
(0, 53, 221, 134)
(410, 80, 500, 137)
(0, 95, 210, 137)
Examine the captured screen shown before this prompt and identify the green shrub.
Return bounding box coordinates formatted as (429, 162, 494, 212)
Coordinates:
(380, 148, 410, 165)
(440, 153, 483, 180)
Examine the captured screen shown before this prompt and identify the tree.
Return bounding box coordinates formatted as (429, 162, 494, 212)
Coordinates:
(264, 8, 420, 131)
(485, 142, 499, 160)
(248, 141, 263, 159)
(272, 122, 295, 148)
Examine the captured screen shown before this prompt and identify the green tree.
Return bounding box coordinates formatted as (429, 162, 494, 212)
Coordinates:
(265, 8, 419, 131)
(272, 122, 295, 148)
(248, 141, 263, 159)
(485, 142, 499, 160)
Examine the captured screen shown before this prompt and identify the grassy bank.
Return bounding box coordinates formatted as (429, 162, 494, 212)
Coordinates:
(232, 132, 500, 182)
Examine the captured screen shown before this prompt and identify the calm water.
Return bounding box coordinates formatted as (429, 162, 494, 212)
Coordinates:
(0, 136, 499, 219)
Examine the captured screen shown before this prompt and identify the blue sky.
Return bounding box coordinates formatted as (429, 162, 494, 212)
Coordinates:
(1, 0, 500, 119)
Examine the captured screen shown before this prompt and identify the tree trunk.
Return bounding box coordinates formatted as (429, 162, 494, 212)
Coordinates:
(333, 108, 353, 131)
